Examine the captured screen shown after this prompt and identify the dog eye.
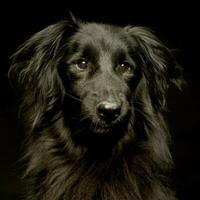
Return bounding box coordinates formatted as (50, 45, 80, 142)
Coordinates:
(76, 58, 88, 70)
(118, 62, 132, 74)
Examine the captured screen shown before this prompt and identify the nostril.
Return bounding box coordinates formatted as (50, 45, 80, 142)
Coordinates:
(92, 92, 98, 97)
(97, 101, 121, 121)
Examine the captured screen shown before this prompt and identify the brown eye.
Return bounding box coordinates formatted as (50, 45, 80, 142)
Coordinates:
(76, 58, 88, 70)
(119, 62, 132, 74)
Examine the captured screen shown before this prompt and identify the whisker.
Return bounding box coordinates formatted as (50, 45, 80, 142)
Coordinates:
(65, 93, 81, 102)
(134, 107, 146, 115)
(133, 100, 145, 107)
(73, 126, 88, 135)
(79, 115, 90, 123)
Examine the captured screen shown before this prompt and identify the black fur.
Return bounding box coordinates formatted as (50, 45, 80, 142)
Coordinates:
(9, 18, 183, 200)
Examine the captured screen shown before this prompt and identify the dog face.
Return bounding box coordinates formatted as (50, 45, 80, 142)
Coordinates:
(61, 23, 141, 133)
(9, 20, 182, 134)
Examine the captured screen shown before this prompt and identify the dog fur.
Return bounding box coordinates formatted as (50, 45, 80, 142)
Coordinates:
(9, 18, 182, 200)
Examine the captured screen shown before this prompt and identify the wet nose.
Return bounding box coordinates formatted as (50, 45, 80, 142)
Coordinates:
(97, 101, 121, 122)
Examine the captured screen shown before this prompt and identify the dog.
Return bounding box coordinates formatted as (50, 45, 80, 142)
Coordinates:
(9, 17, 183, 200)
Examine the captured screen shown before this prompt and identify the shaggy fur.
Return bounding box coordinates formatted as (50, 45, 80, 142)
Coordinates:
(9, 18, 182, 200)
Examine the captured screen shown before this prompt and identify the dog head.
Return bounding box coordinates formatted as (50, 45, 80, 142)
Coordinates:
(9, 19, 183, 134)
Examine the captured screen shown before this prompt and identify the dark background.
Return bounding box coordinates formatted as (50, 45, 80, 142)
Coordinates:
(0, 2, 199, 200)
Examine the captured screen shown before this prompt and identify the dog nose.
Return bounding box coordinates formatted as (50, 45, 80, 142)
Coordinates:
(97, 101, 121, 121)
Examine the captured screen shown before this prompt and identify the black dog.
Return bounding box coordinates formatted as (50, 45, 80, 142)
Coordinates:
(9, 18, 182, 200)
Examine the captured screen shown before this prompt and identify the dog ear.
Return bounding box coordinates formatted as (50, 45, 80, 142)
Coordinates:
(125, 26, 184, 111)
(9, 20, 78, 130)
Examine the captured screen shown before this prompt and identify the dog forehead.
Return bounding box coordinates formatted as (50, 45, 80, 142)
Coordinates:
(74, 23, 128, 51)
(79, 23, 119, 36)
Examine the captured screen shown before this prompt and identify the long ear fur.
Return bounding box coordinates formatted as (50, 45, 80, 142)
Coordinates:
(8, 20, 78, 131)
(125, 26, 183, 111)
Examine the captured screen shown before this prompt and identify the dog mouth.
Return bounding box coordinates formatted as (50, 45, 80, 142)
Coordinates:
(89, 114, 130, 135)
(90, 122, 113, 134)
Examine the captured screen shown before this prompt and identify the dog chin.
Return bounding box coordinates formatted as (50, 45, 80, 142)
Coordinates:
(90, 124, 112, 134)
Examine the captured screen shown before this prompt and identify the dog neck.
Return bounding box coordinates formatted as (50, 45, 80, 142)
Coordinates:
(23, 116, 174, 200)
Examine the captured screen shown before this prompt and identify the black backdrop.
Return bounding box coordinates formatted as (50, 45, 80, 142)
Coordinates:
(0, 2, 199, 200)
